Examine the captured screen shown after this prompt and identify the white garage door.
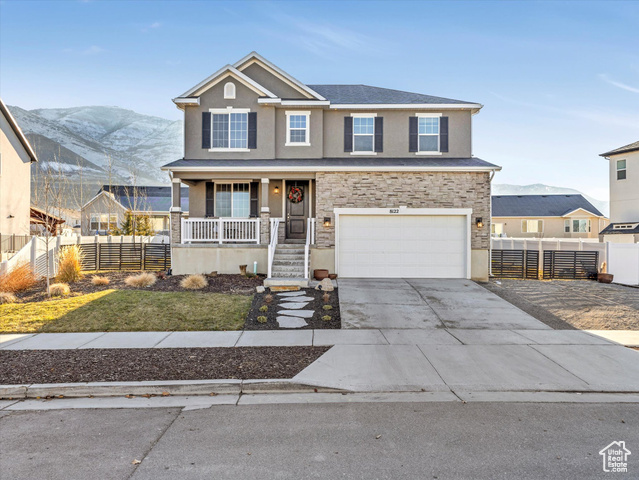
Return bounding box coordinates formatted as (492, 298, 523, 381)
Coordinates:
(337, 214, 468, 278)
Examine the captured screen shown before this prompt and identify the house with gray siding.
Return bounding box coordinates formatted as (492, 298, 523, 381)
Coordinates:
(163, 52, 500, 283)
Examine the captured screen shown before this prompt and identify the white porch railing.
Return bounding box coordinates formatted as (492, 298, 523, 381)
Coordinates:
(267, 218, 280, 278)
(304, 218, 316, 279)
(181, 218, 260, 244)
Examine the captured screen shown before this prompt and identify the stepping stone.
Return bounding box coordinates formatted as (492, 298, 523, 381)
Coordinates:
(277, 316, 308, 328)
(278, 302, 309, 309)
(280, 296, 314, 302)
(277, 291, 306, 297)
(278, 310, 314, 318)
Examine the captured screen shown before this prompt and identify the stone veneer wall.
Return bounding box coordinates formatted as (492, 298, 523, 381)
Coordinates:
(170, 211, 182, 244)
(314, 171, 491, 249)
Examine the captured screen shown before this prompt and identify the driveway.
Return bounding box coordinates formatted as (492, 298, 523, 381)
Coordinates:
(338, 278, 549, 330)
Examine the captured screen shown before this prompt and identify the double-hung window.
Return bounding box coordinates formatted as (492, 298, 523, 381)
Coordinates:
(215, 183, 250, 218)
(90, 213, 117, 232)
(521, 220, 543, 233)
(211, 109, 249, 150)
(286, 111, 310, 146)
(617, 159, 627, 180)
(352, 115, 375, 153)
(418, 116, 440, 153)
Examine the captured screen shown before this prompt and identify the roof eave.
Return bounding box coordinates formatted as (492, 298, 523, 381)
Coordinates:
(0, 98, 38, 162)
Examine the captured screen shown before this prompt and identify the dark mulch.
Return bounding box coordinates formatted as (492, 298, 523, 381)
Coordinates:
(0, 346, 329, 384)
(245, 288, 341, 330)
(13, 272, 264, 303)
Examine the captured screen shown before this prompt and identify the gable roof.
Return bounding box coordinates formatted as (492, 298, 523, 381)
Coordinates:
(600, 140, 639, 157)
(492, 194, 604, 218)
(89, 185, 189, 213)
(308, 84, 477, 105)
(0, 98, 38, 162)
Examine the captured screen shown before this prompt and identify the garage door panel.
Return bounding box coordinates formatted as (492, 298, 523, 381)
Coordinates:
(338, 214, 467, 279)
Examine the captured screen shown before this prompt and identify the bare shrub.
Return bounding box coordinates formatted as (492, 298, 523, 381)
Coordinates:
(0, 263, 37, 293)
(49, 283, 70, 297)
(124, 272, 156, 288)
(91, 276, 110, 286)
(0, 292, 17, 304)
(57, 245, 84, 284)
(180, 274, 207, 290)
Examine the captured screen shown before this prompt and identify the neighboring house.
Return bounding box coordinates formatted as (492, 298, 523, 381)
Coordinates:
(491, 194, 608, 239)
(599, 141, 639, 243)
(81, 185, 189, 235)
(163, 52, 500, 282)
(0, 98, 37, 236)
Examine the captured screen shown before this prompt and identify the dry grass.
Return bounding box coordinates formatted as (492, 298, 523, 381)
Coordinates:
(180, 274, 208, 290)
(56, 245, 84, 284)
(91, 276, 110, 286)
(124, 272, 157, 288)
(0, 263, 37, 293)
(49, 283, 70, 297)
(0, 292, 17, 304)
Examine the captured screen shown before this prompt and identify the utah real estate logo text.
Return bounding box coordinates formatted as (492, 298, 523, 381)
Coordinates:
(599, 441, 631, 473)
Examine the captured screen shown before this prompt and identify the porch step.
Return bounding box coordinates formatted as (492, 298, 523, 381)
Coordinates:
(272, 265, 306, 275)
(264, 277, 309, 288)
(280, 239, 305, 245)
(275, 249, 306, 256)
(270, 271, 306, 278)
(272, 258, 305, 267)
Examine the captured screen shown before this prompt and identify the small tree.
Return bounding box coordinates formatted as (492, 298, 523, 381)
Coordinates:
(113, 211, 155, 236)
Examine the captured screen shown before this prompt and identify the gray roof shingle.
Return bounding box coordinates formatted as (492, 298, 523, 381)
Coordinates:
(100, 185, 189, 212)
(600, 222, 639, 235)
(492, 194, 604, 218)
(600, 140, 639, 157)
(307, 84, 476, 105)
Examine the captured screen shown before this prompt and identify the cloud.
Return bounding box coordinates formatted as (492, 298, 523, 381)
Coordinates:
(142, 22, 162, 33)
(599, 74, 639, 94)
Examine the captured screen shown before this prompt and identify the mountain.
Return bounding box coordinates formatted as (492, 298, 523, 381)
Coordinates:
(493, 183, 609, 217)
(8, 105, 183, 185)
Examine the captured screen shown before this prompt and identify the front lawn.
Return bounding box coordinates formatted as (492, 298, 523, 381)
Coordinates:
(0, 289, 252, 333)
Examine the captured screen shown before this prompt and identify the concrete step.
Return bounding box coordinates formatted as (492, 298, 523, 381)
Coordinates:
(276, 249, 306, 256)
(264, 277, 309, 287)
(272, 266, 305, 275)
(270, 271, 306, 278)
(276, 244, 305, 250)
(272, 259, 305, 266)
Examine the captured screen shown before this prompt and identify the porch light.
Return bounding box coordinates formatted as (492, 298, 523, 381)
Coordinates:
(323, 217, 331, 227)
(476, 217, 484, 228)
(274, 186, 280, 194)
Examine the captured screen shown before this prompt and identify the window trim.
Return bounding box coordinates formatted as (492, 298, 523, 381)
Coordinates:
(214, 182, 251, 218)
(350, 113, 377, 155)
(90, 213, 117, 232)
(208, 107, 250, 152)
(617, 159, 627, 180)
(521, 219, 544, 233)
(223, 82, 236, 99)
(565, 218, 591, 233)
(415, 113, 442, 155)
(285, 111, 311, 146)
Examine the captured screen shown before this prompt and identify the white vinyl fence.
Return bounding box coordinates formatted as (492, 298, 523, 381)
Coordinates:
(491, 237, 607, 257)
(607, 243, 639, 286)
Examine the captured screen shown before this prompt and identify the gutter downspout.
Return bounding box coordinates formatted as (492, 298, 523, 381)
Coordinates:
(489, 170, 496, 278)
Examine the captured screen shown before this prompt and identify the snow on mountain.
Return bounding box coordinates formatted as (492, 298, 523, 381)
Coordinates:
(493, 183, 609, 217)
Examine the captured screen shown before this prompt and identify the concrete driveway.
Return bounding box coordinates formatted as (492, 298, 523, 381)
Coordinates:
(338, 278, 549, 330)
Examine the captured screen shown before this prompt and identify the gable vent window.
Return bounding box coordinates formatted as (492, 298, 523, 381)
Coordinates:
(617, 159, 627, 180)
(224, 82, 236, 99)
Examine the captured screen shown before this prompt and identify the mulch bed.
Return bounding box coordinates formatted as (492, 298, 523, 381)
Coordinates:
(245, 288, 341, 330)
(12, 272, 264, 303)
(0, 346, 329, 384)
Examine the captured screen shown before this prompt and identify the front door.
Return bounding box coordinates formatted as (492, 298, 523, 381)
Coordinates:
(285, 180, 308, 240)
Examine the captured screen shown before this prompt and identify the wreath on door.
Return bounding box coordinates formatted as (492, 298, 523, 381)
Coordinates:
(288, 186, 304, 204)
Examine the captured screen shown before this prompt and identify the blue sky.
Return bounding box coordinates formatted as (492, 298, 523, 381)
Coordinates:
(1, 0, 638, 200)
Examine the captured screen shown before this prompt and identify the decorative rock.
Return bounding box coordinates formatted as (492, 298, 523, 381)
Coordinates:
(278, 302, 309, 309)
(256, 286, 265, 293)
(278, 310, 314, 318)
(315, 278, 334, 292)
(276, 316, 308, 328)
(277, 291, 306, 297)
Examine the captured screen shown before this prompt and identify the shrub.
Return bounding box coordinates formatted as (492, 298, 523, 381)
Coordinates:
(259, 305, 268, 312)
(180, 274, 207, 290)
(323, 292, 330, 303)
(49, 283, 70, 297)
(91, 276, 110, 286)
(56, 245, 84, 284)
(124, 272, 156, 288)
(321, 315, 332, 322)
(0, 292, 17, 304)
(0, 263, 37, 293)
(264, 294, 273, 304)
(323, 304, 333, 310)
(257, 316, 268, 323)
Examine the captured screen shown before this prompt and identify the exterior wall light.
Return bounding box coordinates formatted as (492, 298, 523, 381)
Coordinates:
(323, 217, 331, 227)
(476, 217, 484, 228)
(274, 186, 280, 194)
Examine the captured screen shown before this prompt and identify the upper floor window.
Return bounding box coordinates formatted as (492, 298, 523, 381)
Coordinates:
(617, 159, 627, 180)
(211, 109, 248, 150)
(286, 111, 310, 146)
(521, 219, 543, 233)
(418, 116, 440, 152)
(352, 115, 375, 153)
(224, 82, 236, 99)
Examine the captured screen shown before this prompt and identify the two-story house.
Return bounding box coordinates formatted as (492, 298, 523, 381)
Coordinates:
(600, 140, 639, 243)
(163, 52, 500, 284)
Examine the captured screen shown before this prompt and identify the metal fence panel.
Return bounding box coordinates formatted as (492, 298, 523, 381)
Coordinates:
(542, 251, 599, 280)
(144, 244, 171, 271)
(491, 250, 539, 279)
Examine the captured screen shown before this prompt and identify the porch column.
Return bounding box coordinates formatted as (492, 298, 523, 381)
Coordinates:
(260, 178, 270, 245)
(169, 177, 182, 244)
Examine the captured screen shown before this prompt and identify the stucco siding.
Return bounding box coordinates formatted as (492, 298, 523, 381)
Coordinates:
(494, 215, 608, 239)
(608, 150, 639, 223)
(241, 63, 308, 99)
(274, 108, 324, 158)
